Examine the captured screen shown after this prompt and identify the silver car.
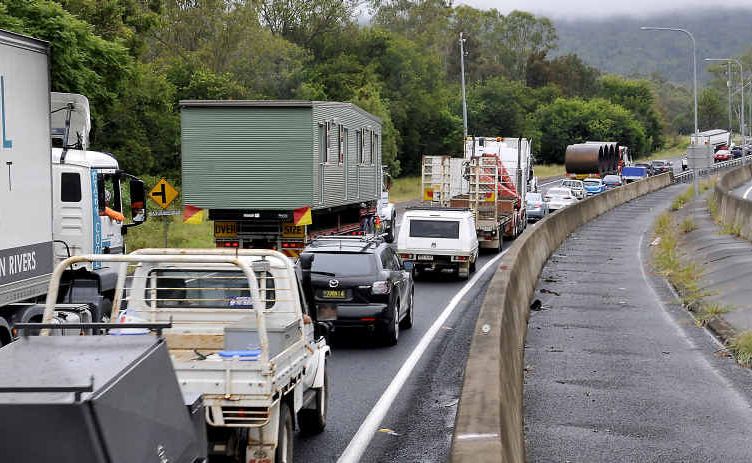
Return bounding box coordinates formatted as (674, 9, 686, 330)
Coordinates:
(526, 192, 549, 221)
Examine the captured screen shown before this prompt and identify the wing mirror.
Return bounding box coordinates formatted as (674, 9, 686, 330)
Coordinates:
(129, 178, 147, 225)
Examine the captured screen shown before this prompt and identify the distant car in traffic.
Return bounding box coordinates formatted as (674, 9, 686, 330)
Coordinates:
(561, 179, 586, 200)
(731, 147, 744, 159)
(714, 150, 732, 163)
(650, 159, 672, 174)
(583, 178, 606, 195)
(526, 192, 549, 221)
(602, 174, 623, 189)
(299, 235, 414, 345)
(545, 187, 577, 211)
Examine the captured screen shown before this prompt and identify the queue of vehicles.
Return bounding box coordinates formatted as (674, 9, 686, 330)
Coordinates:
(0, 26, 667, 463)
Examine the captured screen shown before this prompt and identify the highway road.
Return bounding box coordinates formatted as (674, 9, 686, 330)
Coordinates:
(731, 177, 752, 199)
(294, 207, 510, 462)
(524, 185, 752, 461)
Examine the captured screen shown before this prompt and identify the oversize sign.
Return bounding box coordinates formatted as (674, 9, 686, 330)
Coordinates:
(282, 223, 305, 238)
(214, 221, 238, 239)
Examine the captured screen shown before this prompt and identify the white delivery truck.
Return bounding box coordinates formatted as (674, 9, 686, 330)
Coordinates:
(41, 249, 330, 463)
(0, 29, 146, 344)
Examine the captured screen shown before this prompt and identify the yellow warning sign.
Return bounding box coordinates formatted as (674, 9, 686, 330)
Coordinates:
(149, 178, 179, 209)
(214, 221, 238, 239)
(282, 223, 305, 238)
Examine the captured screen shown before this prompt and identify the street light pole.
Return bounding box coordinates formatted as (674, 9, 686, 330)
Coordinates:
(641, 26, 698, 195)
(459, 32, 468, 140)
(706, 58, 745, 162)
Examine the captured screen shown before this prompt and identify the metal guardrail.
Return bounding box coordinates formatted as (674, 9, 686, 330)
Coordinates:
(672, 155, 752, 184)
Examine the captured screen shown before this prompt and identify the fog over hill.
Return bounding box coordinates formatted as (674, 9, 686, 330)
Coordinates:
(552, 8, 752, 84)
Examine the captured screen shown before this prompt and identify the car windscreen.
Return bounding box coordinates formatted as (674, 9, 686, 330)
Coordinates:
(311, 252, 376, 277)
(147, 269, 275, 309)
(583, 180, 600, 186)
(527, 193, 542, 202)
(409, 219, 460, 239)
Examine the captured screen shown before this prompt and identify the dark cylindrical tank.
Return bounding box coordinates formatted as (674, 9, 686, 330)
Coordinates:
(565, 143, 604, 174)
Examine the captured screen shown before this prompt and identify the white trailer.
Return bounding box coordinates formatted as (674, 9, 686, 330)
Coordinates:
(690, 129, 731, 151)
(42, 249, 330, 463)
(0, 29, 146, 344)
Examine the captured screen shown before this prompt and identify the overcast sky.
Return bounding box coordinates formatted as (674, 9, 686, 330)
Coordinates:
(456, 0, 752, 19)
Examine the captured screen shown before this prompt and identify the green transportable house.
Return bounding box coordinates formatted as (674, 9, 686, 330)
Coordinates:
(180, 100, 384, 249)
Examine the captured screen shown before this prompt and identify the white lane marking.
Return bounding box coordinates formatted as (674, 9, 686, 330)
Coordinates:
(337, 249, 509, 463)
(538, 178, 562, 188)
(743, 184, 752, 200)
(455, 433, 500, 441)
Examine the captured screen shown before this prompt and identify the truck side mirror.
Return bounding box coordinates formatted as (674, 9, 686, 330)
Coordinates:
(129, 178, 147, 225)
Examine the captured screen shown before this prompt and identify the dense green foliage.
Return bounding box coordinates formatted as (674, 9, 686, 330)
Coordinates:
(3, 0, 714, 177)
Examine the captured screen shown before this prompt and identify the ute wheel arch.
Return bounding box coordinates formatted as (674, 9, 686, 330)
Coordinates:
(0, 318, 12, 346)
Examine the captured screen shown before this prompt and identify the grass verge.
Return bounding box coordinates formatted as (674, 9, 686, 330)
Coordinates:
(126, 214, 214, 250)
(390, 176, 420, 203)
(534, 164, 565, 178)
(729, 331, 752, 367)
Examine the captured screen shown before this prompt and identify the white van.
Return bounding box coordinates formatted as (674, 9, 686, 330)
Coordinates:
(397, 208, 479, 279)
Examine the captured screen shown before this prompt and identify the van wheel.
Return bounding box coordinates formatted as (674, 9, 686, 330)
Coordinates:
(458, 263, 470, 280)
(298, 366, 328, 435)
(275, 402, 294, 463)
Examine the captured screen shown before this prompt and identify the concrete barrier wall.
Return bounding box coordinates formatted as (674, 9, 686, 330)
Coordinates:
(451, 173, 673, 463)
(714, 165, 752, 241)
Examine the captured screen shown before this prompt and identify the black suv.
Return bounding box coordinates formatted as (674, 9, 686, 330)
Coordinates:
(298, 236, 414, 345)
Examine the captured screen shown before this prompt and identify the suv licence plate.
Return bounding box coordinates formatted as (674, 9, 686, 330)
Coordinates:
(417, 255, 434, 261)
(322, 290, 346, 299)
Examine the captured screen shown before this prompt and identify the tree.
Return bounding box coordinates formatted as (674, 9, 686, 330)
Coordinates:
(698, 87, 726, 131)
(498, 11, 557, 82)
(258, 0, 358, 46)
(599, 75, 664, 150)
(527, 53, 601, 98)
(533, 98, 648, 163)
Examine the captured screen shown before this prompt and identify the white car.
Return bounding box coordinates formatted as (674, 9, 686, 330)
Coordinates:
(561, 179, 586, 199)
(545, 187, 578, 211)
(397, 208, 479, 279)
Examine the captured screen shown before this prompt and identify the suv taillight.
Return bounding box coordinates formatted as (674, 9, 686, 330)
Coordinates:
(371, 281, 391, 295)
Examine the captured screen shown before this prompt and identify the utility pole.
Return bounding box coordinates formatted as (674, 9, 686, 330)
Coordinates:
(728, 62, 733, 134)
(459, 32, 468, 140)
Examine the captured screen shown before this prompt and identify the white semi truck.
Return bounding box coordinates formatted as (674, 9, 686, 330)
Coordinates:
(0, 29, 146, 344)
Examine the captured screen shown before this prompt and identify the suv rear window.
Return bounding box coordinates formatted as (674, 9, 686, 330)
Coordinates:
(147, 269, 275, 309)
(311, 253, 376, 276)
(409, 219, 460, 239)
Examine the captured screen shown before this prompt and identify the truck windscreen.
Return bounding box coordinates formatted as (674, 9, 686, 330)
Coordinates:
(409, 220, 460, 239)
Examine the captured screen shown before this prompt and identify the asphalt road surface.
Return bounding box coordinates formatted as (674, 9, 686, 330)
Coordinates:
(524, 185, 752, 462)
(294, 208, 507, 462)
(731, 177, 752, 199)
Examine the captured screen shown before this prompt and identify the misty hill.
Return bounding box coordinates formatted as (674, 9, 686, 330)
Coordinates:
(554, 8, 752, 84)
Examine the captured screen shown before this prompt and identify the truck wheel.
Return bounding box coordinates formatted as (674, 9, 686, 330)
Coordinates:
(275, 402, 294, 463)
(400, 289, 414, 330)
(383, 302, 400, 346)
(458, 263, 470, 280)
(298, 367, 328, 435)
(470, 259, 476, 273)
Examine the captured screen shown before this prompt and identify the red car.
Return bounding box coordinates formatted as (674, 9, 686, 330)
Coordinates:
(714, 149, 732, 162)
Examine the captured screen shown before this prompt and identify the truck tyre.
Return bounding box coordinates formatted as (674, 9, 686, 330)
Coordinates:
(400, 289, 414, 330)
(275, 402, 294, 463)
(385, 212, 396, 243)
(458, 262, 470, 280)
(298, 367, 328, 435)
(383, 301, 400, 346)
(470, 259, 476, 273)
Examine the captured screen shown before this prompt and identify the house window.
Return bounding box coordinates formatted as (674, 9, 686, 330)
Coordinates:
(338, 125, 346, 165)
(356, 129, 365, 164)
(372, 133, 379, 165)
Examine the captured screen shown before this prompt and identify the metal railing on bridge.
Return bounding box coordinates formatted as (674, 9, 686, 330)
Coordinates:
(672, 155, 752, 184)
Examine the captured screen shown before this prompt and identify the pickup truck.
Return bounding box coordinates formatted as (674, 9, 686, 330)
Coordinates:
(42, 249, 330, 463)
(397, 208, 479, 279)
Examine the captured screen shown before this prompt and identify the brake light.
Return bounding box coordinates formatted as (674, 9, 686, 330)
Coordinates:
(360, 317, 377, 322)
(371, 281, 391, 295)
(399, 253, 415, 260)
(219, 241, 239, 248)
(451, 255, 469, 262)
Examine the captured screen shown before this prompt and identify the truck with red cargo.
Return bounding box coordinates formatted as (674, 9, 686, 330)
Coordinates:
(421, 136, 531, 250)
(180, 100, 393, 258)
